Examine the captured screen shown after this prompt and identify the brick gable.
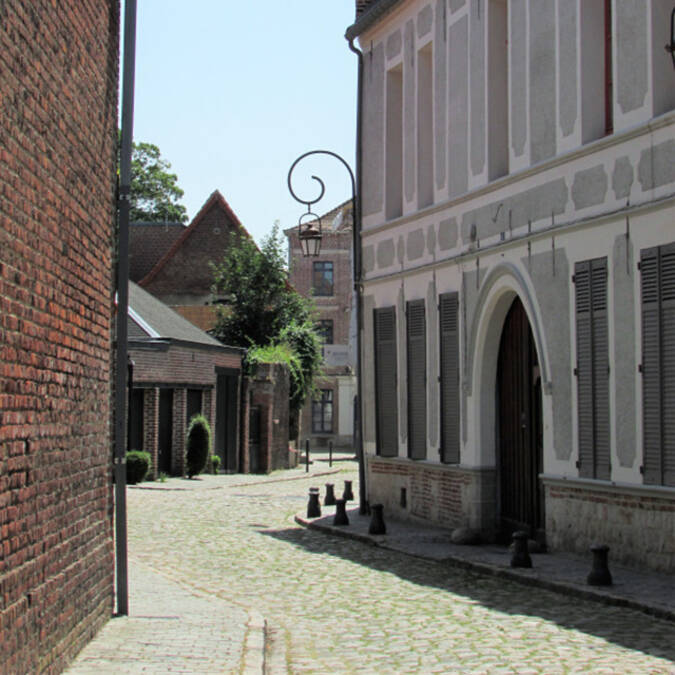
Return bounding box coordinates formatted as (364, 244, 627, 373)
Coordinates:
(140, 190, 250, 301)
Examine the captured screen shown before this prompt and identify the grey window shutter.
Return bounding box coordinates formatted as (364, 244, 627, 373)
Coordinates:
(439, 292, 460, 464)
(575, 257, 610, 480)
(641, 243, 675, 486)
(374, 306, 399, 457)
(591, 258, 610, 480)
(407, 300, 427, 460)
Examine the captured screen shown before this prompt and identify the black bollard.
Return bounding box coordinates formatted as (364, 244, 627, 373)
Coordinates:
(307, 488, 321, 518)
(343, 480, 354, 501)
(324, 482, 336, 506)
(368, 503, 386, 535)
(333, 498, 349, 526)
(510, 531, 532, 568)
(587, 544, 613, 586)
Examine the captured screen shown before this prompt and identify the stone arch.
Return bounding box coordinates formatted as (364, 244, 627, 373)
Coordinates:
(467, 262, 550, 468)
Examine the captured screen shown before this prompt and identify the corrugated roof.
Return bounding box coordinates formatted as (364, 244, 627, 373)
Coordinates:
(128, 281, 224, 348)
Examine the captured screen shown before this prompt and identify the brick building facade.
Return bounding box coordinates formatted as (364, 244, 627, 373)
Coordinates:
(0, 1, 119, 671)
(128, 283, 243, 475)
(285, 202, 357, 449)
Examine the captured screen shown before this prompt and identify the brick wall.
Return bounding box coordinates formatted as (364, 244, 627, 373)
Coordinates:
(367, 458, 497, 533)
(0, 1, 119, 672)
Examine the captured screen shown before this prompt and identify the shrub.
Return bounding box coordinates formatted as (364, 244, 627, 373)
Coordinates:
(211, 454, 221, 474)
(126, 450, 151, 484)
(186, 414, 211, 478)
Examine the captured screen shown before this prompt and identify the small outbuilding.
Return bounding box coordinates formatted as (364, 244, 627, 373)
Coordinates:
(127, 282, 244, 476)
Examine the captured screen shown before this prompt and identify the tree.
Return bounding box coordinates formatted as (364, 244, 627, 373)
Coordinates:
(211, 225, 323, 417)
(129, 140, 188, 223)
(211, 225, 312, 348)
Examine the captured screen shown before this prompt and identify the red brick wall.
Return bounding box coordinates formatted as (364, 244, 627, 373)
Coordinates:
(143, 200, 243, 299)
(129, 343, 242, 386)
(0, 1, 119, 672)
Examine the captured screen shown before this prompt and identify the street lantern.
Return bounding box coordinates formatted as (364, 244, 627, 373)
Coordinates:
(287, 149, 367, 515)
(297, 213, 322, 257)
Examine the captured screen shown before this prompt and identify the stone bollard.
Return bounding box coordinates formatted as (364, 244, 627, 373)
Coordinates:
(324, 483, 336, 506)
(587, 544, 613, 586)
(333, 498, 349, 526)
(510, 531, 532, 568)
(368, 503, 386, 535)
(343, 480, 354, 501)
(307, 488, 321, 518)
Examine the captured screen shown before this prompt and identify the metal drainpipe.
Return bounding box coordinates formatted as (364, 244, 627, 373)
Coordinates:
(115, 0, 137, 617)
(346, 35, 367, 515)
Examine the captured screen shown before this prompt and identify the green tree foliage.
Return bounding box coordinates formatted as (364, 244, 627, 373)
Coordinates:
(211, 225, 312, 348)
(211, 226, 323, 416)
(130, 141, 188, 223)
(186, 414, 211, 478)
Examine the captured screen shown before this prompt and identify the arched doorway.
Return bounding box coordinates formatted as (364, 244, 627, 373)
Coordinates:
(497, 297, 544, 542)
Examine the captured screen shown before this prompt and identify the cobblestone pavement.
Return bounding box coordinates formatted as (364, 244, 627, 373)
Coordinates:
(79, 462, 674, 674)
(68, 461, 675, 673)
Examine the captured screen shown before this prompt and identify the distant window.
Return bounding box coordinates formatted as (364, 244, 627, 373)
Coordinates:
(312, 389, 333, 433)
(316, 319, 334, 345)
(313, 261, 334, 296)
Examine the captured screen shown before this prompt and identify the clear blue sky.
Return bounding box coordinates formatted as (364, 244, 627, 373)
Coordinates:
(126, 1, 358, 244)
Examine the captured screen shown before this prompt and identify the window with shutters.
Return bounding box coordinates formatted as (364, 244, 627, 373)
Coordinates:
(439, 292, 460, 464)
(407, 300, 427, 460)
(374, 307, 399, 457)
(574, 257, 610, 480)
(640, 243, 675, 487)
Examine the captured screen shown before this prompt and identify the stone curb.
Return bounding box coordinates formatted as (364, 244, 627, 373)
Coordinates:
(241, 609, 266, 674)
(295, 514, 675, 625)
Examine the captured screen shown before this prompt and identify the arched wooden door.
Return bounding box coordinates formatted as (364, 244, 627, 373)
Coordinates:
(497, 297, 544, 541)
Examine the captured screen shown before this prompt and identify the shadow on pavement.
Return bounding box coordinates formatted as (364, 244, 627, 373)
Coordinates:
(260, 524, 675, 664)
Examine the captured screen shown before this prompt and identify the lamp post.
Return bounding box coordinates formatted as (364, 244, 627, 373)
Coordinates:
(287, 150, 367, 515)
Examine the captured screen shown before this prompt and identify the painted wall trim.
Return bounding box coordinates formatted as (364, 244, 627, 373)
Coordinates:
(363, 110, 675, 236)
(362, 192, 675, 285)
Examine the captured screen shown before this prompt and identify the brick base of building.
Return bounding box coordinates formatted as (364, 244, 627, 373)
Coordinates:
(544, 478, 675, 573)
(366, 457, 496, 533)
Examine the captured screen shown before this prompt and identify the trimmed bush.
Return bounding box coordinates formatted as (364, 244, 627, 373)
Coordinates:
(126, 450, 151, 484)
(211, 454, 221, 474)
(186, 414, 211, 478)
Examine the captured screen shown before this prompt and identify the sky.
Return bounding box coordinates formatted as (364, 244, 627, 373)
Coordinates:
(126, 1, 358, 244)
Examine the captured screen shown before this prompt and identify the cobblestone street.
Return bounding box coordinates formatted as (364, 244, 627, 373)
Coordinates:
(71, 463, 675, 673)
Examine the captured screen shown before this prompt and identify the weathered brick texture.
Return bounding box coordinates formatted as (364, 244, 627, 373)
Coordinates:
(0, 1, 119, 672)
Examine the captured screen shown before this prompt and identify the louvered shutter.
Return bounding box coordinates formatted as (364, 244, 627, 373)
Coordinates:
(591, 258, 610, 480)
(374, 307, 399, 457)
(439, 292, 460, 464)
(662, 244, 675, 486)
(575, 258, 610, 480)
(407, 300, 427, 460)
(641, 243, 675, 486)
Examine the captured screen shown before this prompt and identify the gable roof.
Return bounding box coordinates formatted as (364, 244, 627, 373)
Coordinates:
(128, 281, 227, 348)
(139, 189, 252, 290)
(129, 221, 186, 282)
